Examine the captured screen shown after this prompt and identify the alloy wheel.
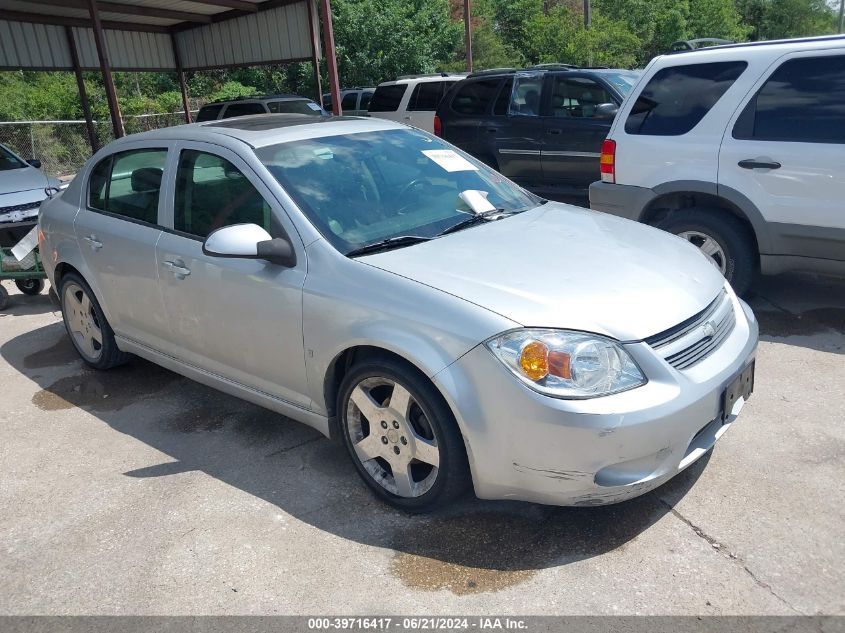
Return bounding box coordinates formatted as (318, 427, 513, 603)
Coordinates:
(678, 230, 728, 274)
(63, 282, 104, 361)
(345, 377, 440, 498)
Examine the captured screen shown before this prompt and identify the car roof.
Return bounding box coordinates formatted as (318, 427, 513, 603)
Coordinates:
(659, 34, 845, 59)
(107, 114, 407, 149)
(376, 73, 466, 86)
(202, 94, 310, 107)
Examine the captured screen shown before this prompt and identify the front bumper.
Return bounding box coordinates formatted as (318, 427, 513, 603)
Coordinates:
(433, 293, 759, 506)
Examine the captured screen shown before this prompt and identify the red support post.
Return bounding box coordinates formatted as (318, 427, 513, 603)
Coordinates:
(65, 26, 98, 152)
(86, 0, 124, 137)
(319, 0, 342, 116)
(307, 0, 324, 108)
(464, 0, 472, 72)
(171, 34, 192, 123)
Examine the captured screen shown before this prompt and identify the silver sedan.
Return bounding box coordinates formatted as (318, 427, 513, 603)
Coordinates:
(39, 115, 758, 511)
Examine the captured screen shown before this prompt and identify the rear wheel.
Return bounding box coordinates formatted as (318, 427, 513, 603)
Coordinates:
(60, 273, 130, 370)
(657, 208, 756, 296)
(0, 284, 8, 311)
(338, 358, 470, 512)
(15, 278, 45, 295)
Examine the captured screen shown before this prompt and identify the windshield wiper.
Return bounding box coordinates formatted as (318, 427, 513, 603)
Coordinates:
(437, 209, 508, 237)
(346, 235, 432, 257)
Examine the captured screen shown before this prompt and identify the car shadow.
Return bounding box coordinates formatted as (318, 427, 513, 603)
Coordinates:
(0, 282, 58, 318)
(746, 273, 845, 355)
(2, 321, 710, 595)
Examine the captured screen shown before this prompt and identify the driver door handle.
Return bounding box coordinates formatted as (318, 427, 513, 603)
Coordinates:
(162, 260, 191, 279)
(83, 235, 102, 251)
(738, 158, 781, 170)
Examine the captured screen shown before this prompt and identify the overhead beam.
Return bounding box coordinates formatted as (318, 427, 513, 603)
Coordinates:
(0, 9, 170, 32)
(22, 0, 212, 23)
(171, 0, 301, 32)
(184, 0, 258, 10)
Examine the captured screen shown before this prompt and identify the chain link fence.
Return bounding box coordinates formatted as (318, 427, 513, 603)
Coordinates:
(0, 111, 195, 179)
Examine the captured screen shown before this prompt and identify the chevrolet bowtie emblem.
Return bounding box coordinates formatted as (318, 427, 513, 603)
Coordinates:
(702, 321, 717, 337)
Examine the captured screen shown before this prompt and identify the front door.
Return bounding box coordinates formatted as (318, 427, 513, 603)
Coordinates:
(541, 74, 615, 191)
(719, 50, 845, 265)
(73, 144, 172, 350)
(156, 143, 310, 407)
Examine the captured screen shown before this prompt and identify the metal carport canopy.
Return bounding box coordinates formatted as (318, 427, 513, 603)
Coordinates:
(0, 0, 342, 145)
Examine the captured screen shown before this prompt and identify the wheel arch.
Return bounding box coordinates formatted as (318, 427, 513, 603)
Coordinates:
(53, 259, 116, 326)
(638, 181, 771, 255)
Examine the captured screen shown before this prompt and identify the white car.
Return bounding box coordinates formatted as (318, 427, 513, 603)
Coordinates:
(0, 143, 61, 224)
(590, 35, 845, 295)
(368, 73, 466, 133)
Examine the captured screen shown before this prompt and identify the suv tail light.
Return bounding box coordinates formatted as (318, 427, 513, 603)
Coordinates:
(433, 114, 442, 137)
(600, 139, 616, 184)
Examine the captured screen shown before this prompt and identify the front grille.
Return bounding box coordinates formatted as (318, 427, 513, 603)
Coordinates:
(0, 200, 41, 214)
(646, 290, 736, 370)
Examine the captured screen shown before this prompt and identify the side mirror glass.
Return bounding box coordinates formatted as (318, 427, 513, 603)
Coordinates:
(27, 159, 42, 168)
(203, 223, 296, 268)
(594, 103, 619, 120)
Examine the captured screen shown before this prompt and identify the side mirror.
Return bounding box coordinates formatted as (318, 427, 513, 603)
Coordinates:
(27, 159, 42, 168)
(594, 103, 619, 120)
(202, 223, 296, 268)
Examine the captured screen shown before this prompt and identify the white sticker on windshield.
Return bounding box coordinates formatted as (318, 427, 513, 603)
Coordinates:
(422, 149, 478, 172)
(307, 102, 323, 111)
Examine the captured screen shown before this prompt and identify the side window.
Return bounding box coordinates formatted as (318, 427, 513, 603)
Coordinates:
(451, 79, 499, 116)
(360, 91, 373, 110)
(625, 61, 747, 136)
(341, 92, 359, 110)
(174, 150, 273, 239)
(733, 55, 845, 144)
(222, 102, 266, 118)
(87, 149, 167, 224)
(493, 78, 513, 116)
(550, 76, 613, 118)
(508, 73, 543, 117)
(409, 81, 445, 111)
(368, 84, 407, 112)
(196, 104, 223, 122)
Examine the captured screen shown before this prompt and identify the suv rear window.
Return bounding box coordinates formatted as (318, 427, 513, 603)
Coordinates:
(733, 55, 845, 144)
(408, 81, 447, 111)
(369, 84, 407, 112)
(223, 102, 265, 118)
(451, 79, 500, 116)
(625, 61, 747, 136)
(196, 104, 223, 122)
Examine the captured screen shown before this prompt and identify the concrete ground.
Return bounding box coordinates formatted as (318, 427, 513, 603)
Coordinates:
(0, 273, 842, 616)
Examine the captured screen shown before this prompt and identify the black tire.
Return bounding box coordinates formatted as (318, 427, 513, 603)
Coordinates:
(59, 272, 131, 370)
(0, 284, 8, 311)
(657, 208, 757, 296)
(337, 357, 471, 513)
(15, 278, 45, 295)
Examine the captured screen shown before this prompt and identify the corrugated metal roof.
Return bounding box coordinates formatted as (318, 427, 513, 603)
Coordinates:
(0, 0, 315, 71)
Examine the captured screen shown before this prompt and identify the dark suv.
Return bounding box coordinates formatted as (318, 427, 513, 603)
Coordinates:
(435, 66, 640, 196)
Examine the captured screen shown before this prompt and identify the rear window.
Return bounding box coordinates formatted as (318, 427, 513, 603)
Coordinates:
(408, 81, 447, 111)
(222, 102, 265, 118)
(451, 79, 500, 116)
(267, 100, 323, 116)
(369, 84, 407, 112)
(341, 92, 359, 110)
(625, 61, 747, 136)
(196, 104, 223, 122)
(733, 55, 845, 144)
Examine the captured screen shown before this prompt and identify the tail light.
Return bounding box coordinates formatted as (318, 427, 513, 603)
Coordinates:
(433, 114, 442, 137)
(600, 139, 616, 184)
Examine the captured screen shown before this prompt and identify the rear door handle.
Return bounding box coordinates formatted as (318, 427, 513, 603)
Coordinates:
(484, 127, 499, 133)
(83, 235, 102, 251)
(547, 128, 562, 135)
(738, 158, 781, 170)
(162, 260, 191, 279)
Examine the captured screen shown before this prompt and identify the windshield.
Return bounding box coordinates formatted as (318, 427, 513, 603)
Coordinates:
(256, 129, 540, 254)
(595, 71, 641, 96)
(0, 145, 27, 171)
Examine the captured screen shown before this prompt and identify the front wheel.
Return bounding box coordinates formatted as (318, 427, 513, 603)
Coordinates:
(338, 358, 470, 512)
(657, 209, 757, 296)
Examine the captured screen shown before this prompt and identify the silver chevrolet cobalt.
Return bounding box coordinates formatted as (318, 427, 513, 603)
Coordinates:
(39, 115, 758, 511)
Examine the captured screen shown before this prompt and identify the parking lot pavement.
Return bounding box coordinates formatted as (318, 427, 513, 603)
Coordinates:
(0, 274, 842, 616)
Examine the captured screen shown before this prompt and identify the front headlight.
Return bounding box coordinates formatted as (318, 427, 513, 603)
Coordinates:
(485, 329, 646, 399)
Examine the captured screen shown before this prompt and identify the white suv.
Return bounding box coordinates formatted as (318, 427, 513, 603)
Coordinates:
(367, 73, 466, 133)
(590, 35, 845, 295)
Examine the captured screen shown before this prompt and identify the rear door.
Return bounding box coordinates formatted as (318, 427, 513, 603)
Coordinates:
(155, 142, 310, 407)
(73, 143, 173, 350)
(541, 73, 617, 191)
(719, 49, 845, 264)
(494, 72, 544, 188)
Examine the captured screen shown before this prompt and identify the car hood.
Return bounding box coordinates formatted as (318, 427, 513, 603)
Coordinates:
(0, 165, 49, 196)
(359, 203, 726, 341)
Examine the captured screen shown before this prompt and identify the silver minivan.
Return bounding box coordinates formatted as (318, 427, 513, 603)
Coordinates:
(39, 115, 758, 512)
